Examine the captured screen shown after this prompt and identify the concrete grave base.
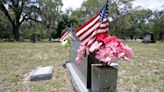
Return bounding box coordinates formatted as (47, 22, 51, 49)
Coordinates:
(92, 64, 118, 92)
(66, 62, 90, 92)
(65, 61, 118, 92)
(30, 66, 54, 81)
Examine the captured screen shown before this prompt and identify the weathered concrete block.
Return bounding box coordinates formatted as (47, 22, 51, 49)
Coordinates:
(92, 64, 118, 92)
(30, 66, 53, 81)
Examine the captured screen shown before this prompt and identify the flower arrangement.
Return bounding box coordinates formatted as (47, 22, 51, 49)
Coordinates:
(76, 33, 134, 65)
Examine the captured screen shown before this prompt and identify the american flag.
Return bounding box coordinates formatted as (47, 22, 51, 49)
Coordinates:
(59, 0, 109, 52)
(59, 27, 72, 42)
(75, 0, 109, 52)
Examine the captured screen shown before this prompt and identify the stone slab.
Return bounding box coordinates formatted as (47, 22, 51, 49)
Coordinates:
(30, 66, 53, 81)
(69, 41, 88, 87)
(65, 62, 90, 92)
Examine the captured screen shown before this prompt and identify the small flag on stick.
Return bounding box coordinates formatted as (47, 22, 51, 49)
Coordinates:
(59, 27, 79, 42)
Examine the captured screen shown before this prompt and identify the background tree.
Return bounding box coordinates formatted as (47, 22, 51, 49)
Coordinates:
(0, 0, 163, 41)
(0, 0, 42, 41)
(159, 14, 164, 41)
(152, 10, 164, 40)
(40, 0, 63, 41)
(128, 9, 153, 39)
(0, 11, 12, 40)
(52, 9, 78, 39)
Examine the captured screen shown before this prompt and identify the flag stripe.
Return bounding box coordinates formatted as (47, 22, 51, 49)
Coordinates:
(77, 18, 100, 39)
(78, 20, 109, 45)
(100, 22, 109, 28)
(89, 41, 103, 52)
(81, 24, 108, 44)
(84, 28, 108, 46)
(59, 32, 69, 41)
(79, 22, 100, 41)
(87, 38, 96, 46)
(97, 28, 109, 33)
(60, 34, 70, 42)
(76, 14, 99, 36)
(98, 26, 109, 31)
(82, 33, 96, 45)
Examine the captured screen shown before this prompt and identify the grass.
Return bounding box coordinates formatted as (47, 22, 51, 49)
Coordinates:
(0, 42, 73, 92)
(0, 41, 163, 92)
(117, 41, 164, 92)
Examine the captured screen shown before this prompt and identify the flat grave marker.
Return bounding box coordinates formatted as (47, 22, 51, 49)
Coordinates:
(30, 66, 54, 81)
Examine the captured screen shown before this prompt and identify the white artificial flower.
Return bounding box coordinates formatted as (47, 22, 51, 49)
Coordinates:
(61, 40, 68, 46)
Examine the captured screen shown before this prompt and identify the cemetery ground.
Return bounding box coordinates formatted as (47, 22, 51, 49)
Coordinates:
(0, 41, 163, 92)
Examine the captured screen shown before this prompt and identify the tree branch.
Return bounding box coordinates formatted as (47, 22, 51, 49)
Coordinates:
(25, 1, 39, 6)
(10, 0, 15, 6)
(26, 17, 42, 22)
(20, 14, 42, 24)
(0, 0, 14, 26)
(20, 13, 30, 24)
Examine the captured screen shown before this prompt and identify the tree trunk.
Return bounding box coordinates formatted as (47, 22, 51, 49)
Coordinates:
(56, 30, 62, 38)
(13, 25, 20, 41)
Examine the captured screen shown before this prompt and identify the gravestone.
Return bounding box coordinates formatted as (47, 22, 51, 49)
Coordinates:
(142, 32, 155, 43)
(30, 66, 53, 81)
(65, 41, 118, 92)
(32, 33, 39, 43)
(19, 35, 24, 42)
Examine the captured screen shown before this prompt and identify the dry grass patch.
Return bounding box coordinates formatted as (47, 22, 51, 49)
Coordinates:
(0, 42, 73, 92)
(117, 42, 164, 92)
(0, 42, 163, 92)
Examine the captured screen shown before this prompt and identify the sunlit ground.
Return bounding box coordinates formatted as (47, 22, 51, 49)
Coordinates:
(0, 41, 163, 92)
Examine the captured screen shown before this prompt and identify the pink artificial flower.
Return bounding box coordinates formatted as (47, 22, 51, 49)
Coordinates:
(95, 46, 117, 64)
(104, 36, 122, 47)
(76, 55, 82, 64)
(104, 37, 123, 58)
(77, 44, 85, 55)
(76, 33, 134, 65)
(76, 43, 89, 64)
(96, 33, 109, 42)
(123, 45, 134, 60)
